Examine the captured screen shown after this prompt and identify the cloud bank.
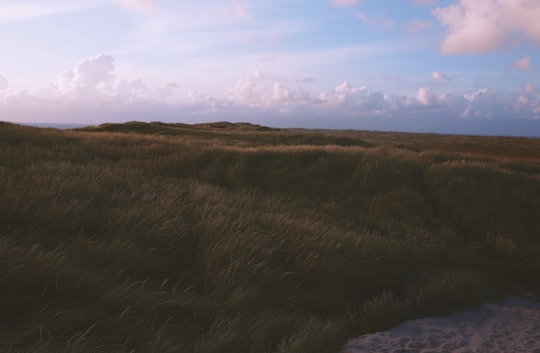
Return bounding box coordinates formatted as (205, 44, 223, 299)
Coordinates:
(1, 54, 539, 136)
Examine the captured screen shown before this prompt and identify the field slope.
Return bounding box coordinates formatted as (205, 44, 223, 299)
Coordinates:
(1, 121, 540, 353)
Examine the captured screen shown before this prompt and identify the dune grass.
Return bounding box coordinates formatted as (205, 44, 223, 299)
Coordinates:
(1, 120, 539, 352)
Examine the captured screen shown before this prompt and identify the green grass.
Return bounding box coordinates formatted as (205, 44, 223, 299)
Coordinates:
(1, 120, 540, 352)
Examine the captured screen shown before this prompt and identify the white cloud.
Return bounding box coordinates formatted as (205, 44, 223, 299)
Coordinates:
(417, 87, 434, 105)
(464, 88, 491, 102)
(518, 95, 529, 105)
(113, 0, 156, 12)
(331, 0, 361, 8)
(11, 54, 178, 108)
(515, 57, 531, 69)
(318, 81, 392, 116)
(320, 81, 367, 106)
(233, 69, 267, 105)
(59, 54, 116, 95)
(232, 71, 313, 107)
(0, 55, 183, 124)
(433, 0, 540, 54)
(431, 71, 453, 84)
(461, 88, 506, 119)
(272, 82, 292, 101)
(272, 82, 310, 103)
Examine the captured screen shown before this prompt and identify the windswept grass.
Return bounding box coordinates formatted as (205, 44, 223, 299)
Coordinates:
(1, 121, 539, 352)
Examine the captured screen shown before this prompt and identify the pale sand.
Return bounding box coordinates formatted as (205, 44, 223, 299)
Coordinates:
(344, 297, 540, 353)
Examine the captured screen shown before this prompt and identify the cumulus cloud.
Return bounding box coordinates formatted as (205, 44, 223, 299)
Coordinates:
(272, 82, 291, 101)
(272, 82, 311, 103)
(53, 54, 176, 103)
(433, 0, 540, 54)
(320, 81, 366, 105)
(59, 54, 115, 94)
(0, 54, 181, 123)
(431, 71, 453, 84)
(232, 70, 314, 107)
(460, 88, 507, 119)
(331, 0, 361, 8)
(233, 69, 267, 105)
(515, 57, 531, 69)
(113, 0, 156, 12)
(318, 81, 392, 116)
(417, 87, 434, 105)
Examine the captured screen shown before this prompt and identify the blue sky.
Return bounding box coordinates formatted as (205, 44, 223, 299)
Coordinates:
(1, 0, 540, 135)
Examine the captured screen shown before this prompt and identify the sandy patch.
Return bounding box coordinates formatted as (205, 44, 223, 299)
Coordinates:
(344, 297, 540, 353)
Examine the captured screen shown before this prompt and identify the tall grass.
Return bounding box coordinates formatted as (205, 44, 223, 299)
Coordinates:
(1, 121, 539, 352)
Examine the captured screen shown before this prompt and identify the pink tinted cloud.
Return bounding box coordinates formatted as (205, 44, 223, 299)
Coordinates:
(417, 87, 434, 105)
(515, 57, 531, 69)
(433, 0, 540, 54)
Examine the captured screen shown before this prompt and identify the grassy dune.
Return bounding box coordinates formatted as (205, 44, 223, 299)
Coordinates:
(1, 120, 539, 352)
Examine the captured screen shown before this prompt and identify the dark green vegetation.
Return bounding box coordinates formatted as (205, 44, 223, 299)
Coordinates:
(1, 120, 540, 353)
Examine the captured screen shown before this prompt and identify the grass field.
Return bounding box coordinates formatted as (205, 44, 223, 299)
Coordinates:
(1, 120, 539, 352)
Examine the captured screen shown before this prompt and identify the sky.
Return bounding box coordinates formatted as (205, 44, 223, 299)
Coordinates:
(1, 0, 540, 136)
